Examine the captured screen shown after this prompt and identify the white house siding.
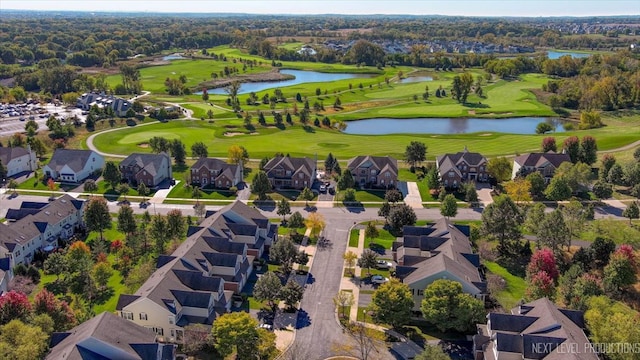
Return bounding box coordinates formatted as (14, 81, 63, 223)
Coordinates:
(120, 298, 178, 339)
(5, 153, 37, 177)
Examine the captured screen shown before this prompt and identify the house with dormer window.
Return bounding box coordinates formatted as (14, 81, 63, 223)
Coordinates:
(119, 153, 172, 188)
(346, 155, 398, 189)
(43, 149, 104, 183)
(263, 156, 316, 190)
(436, 147, 488, 188)
(0, 145, 37, 178)
(190, 158, 241, 189)
(512, 152, 571, 182)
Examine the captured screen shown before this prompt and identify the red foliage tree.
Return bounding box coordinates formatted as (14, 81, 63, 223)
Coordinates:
(541, 137, 557, 153)
(526, 271, 555, 300)
(527, 248, 559, 281)
(615, 244, 636, 267)
(33, 289, 77, 331)
(110, 239, 124, 253)
(0, 290, 32, 325)
(562, 136, 580, 163)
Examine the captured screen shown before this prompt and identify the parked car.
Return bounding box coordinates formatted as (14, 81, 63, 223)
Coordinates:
(376, 260, 393, 269)
(259, 323, 273, 331)
(371, 275, 389, 284)
(319, 184, 327, 193)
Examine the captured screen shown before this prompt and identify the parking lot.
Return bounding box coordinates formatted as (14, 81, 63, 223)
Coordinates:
(0, 102, 85, 137)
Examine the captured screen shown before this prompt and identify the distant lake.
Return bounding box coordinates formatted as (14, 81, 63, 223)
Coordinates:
(547, 51, 591, 59)
(400, 76, 433, 83)
(163, 54, 185, 61)
(201, 70, 374, 95)
(343, 117, 566, 135)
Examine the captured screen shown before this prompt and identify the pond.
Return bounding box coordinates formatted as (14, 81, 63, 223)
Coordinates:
(399, 76, 433, 83)
(203, 69, 375, 95)
(342, 117, 565, 135)
(162, 53, 185, 61)
(547, 51, 591, 59)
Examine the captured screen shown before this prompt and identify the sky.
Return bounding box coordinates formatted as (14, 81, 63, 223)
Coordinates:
(1, 0, 639, 17)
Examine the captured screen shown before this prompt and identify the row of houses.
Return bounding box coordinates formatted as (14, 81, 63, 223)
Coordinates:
(116, 201, 277, 342)
(76, 92, 132, 117)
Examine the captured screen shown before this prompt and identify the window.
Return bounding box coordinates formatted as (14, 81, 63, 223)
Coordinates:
(385, 172, 390, 177)
(448, 171, 454, 177)
(122, 311, 133, 320)
(370, 169, 376, 175)
(168, 316, 175, 325)
(139, 313, 148, 320)
(153, 327, 164, 336)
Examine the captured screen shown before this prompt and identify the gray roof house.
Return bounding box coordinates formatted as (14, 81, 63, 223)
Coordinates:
(76, 92, 132, 117)
(116, 201, 277, 343)
(263, 156, 316, 190)
(190, 157, 242, 189)
(512, 152, 572, 181)
(346, 155, 398, 189)
(47, 312, 176, 360)
(42, 149, 104, 183)
(473, 298, 598, 360)
(0, 145, 37, 178)
(119, 153, 172, 188)
(392, 218, 485, 310)
(436, 147, 488, 188)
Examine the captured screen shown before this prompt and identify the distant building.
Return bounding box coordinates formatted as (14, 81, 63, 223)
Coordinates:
(437, 147, 488, 188)
(47, 312, 176, 360)
(190, 158, 242, 189)
(77, 92, 132, 117)
(297, 45, 317, 56)
(0, 145, 37, 178)
(263, 156, 316, 190)
(346, 155, 398, 189)
(393, 218, 485, 310)
(42, 149, 104, 183)
(473, 298, 598, 360)
(119, 153, 172, 188)
(512, 152, 572, 181)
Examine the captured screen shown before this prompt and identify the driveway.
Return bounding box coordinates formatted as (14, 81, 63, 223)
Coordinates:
(476, 183, 493, 206)
(399, 181, 423, 208)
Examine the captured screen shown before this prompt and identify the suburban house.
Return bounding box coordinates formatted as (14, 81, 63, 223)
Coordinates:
(436, 147, 488, 188)
(47, 312, 176, 360)
(346, 155, 398, 189)
(0, 194, 85, 269)
(512, 152, 572, 181)
(392, 218, 486, 310)
(0, 258, 10, 294)
(0, 145, 37, 178)
(117, 201, 277, 342)
(190, 158, 242, 189)
(42, 149, 104, 183)
(473, 298, 598, 360)
(76, 92, 132, 117)
(263, 156, 316, 190)
(119, 153, 172, 188)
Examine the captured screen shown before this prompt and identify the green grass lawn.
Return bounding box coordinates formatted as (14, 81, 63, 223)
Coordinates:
(364, 228, 397, 250)
(484, 260, 526, 310)
(86, 222, 125, 244)
(349, 229, 360, 247)
(578, 219, 640, 246)
(167, 183, 237, 200)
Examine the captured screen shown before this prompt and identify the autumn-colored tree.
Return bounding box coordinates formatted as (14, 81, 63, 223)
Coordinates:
(47, 177, 57, 198)
(304, 212, 325, 239)
(227, 144, 248, 165)
(526, 248, 559, 281)
(504, 178, 532, 203)
(33, 289, 77, 331)
(525, 270, 555, 300)
(0, 291, 32, 325)
(562, 136, 580, 163)
(343, 250, 358, 275)
(541, 136, 557, 152)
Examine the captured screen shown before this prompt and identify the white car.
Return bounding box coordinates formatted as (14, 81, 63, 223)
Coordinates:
(371, 275, 389, 284)
(319, 184, 327, 193)
(259, 323, 273, 330)
(376, 260, 393, 269)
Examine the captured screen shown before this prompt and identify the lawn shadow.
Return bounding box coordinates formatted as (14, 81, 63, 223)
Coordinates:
(254, 200, 276, 211)
(464, 102, 490, 109)
(303, 125, 315, 133)
(368, 243, 386, 255)
(344, 202, 365, 213)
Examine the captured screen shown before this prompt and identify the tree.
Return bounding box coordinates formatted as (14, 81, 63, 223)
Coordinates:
(622, 201, 639, 225)
(0, 320, 49, 360)
(544, 176, 572, 200)
(47, 178, 57, 198)
(481, 195, 523, 247)
(387, 203, 417, 233)
(253, 271, 282, 312)
(526, 248, 559, 281)
(600, 154, 616, 180)
(117, 205, 137, 236)
(277, 198, 291, 221)
(212, 312, 275, 360)
(365, 221, 379, 242)
(182, 324, 214, 355)
(562, 136, 580, 163)
(117, 183, 130, 202)
(579, 135, 598, 165)
(170, 139, 186, 165)
(149, 215, 169, 254)
(191, 141, 208, 158)
(43, 251, 67, 281)
(343, 188, 356, 202)
(607, 163, 625, 185)
(280, 279, 304, 309)
(103, 161, 121, 189)
(592, 180, 613, 199)
(542, 137, 557, 152)
(333, 291, 354, 319)
(325, 153, 337, 174)
(420, 279, 485, 332)
(524, 202, 546, 234)
(561, 200, 587, 246)
(166, 209, 185, 239)
(463, 182, 479, 204)
(137, 182, 149, 204)
(343, 251, 358, 275)
(537, 209, 570, 253)
(526, 171, 546, 200)
(83, 179, 97, 195)
(440, 194, 458, 218)
(357, 249, 378, 276)
(404, 141, 427, 169)
(369, 279, 414, 329)
(227, 144, 248, 165)
(337, 169, 355, 191)
(84, 197, 111, 241)
(504, 178, 532, 203)
(487, 157, 512, 183)
(591, 237, 616, 269)
(525, 270, 555, 301)
(426, 168, 440, 190)
(585, 296, 640, 360)
(415, 345, 450, 360)
(300, 187, 314, 206)
(270, 238, 298, 275)
(603, 252, 637, 295)
(0, 291, 32, 325)
(92, 262, 113, 290)
(7, 179, 18, 195)
(384, 189, 403, 203)
(251, 171, 271, 200)
(451, 72, 473, 103)
(304, 212, 325, 239)
(536, 122, 554, 134)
